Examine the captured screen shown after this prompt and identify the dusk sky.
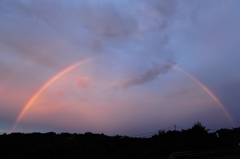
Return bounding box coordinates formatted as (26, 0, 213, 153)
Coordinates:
(0, 0, 240, 136)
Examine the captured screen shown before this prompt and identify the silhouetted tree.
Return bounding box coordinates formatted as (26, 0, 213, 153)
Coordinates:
(190, 122, 209, 133)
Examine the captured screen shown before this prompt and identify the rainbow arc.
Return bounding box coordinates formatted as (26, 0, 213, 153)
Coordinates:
(10, 57, 99, 132)
(173, 66, 236, 126)
(10, 59, 236, 132)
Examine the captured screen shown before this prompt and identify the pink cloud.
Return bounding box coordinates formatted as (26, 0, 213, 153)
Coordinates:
(75, 76, 90, 88)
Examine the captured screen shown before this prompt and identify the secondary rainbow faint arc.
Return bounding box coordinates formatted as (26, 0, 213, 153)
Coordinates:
(11, 57, 99, 132)
(174, 66, 236, 126)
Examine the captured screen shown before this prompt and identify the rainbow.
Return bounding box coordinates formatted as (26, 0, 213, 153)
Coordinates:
(174, 66, 236, 126)
(10, 57, 99, 132)
(10, 58, 236, 132)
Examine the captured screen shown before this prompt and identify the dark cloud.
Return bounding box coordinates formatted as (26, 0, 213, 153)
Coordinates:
(0, 1, 71, 69)
(76, 1, 139, 39)
(91, 39, 103, 52)
(159, 19, 169, 29)
(0, 0, 141, 69)
(115, 61, 176, 89)
(160, 34, 169, 45)
(150, 0, 179, 17)
(140, 0, 181, 31)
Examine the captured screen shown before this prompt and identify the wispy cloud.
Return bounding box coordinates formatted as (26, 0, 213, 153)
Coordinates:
(114, 61, 176, 89)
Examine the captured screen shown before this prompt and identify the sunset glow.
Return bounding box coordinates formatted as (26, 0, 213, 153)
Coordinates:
(0, 0, 239, 135)
(10, 57, 99, 132)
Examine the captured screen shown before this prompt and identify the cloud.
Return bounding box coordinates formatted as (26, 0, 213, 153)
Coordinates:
(75, 1, 139, 39)
(114, 61, 176, 89)
(1, 0, 239, 134)
(139, 0, 182, 32)
(91, 39, 103, 52)
(75, 76, 90, 88)
(148, 0, 179, 17)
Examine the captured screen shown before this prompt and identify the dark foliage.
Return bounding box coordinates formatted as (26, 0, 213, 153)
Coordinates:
(0, 122, 240, 159)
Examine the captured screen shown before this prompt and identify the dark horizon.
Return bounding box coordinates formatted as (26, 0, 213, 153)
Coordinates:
(1, 122, 240, 158)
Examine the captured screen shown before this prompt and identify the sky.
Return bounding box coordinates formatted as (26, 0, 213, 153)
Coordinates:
(0, 0, 240, 136)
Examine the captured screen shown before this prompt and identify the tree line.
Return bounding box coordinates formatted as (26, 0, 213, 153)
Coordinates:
(0, 122, 239, 159)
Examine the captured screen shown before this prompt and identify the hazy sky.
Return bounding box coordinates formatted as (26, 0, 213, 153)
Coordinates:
(0, 0, 240, 136)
